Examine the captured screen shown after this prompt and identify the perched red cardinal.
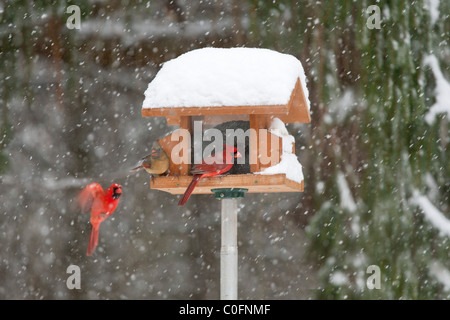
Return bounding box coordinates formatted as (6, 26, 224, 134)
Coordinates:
(78, 183, 122, 256)
(178, 144, 241, 206)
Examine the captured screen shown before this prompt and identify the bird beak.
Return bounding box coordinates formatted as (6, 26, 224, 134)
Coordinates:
(235, 151, 242, 158)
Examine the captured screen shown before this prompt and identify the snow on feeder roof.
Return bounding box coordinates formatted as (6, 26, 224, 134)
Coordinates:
(142, 47, 311, 126)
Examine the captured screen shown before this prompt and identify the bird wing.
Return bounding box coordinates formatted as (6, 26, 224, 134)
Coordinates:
(78, 183, 104, 212)
(191, 150, 234, 175)
(191, 163, 229, 175)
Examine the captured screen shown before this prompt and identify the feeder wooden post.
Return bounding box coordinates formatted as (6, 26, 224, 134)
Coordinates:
(220, 198, 238, 300)
(214, 188, 246, 300)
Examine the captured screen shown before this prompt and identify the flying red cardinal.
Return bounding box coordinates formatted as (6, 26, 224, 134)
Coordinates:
(78, 183, 122, 256)
(178, 144, 241, 206)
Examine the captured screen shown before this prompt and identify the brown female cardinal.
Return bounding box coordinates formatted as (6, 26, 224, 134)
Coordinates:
(78, 183, 122, 256)
(131, 141, 170, 177)
(178, 144, 241, 206)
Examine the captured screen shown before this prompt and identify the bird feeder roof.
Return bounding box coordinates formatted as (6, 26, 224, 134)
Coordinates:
(141, 47, 311, 125)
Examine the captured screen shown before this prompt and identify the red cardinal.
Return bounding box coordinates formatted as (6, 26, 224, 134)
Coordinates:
(78, 183, 122, 256)
(178, 144, 241, 206)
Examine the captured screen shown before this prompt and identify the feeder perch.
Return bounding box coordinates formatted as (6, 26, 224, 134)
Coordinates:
(141, 47, 311, 194)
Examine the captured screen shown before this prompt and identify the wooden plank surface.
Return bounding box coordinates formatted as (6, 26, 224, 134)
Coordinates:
(142, 104, 290, 118)
(258, 131, 282, 170)
(249, 115, 262, 173)
(149, 173, 303, 194)
(277, 78, 311, 124)
(157, 130, 189, 176)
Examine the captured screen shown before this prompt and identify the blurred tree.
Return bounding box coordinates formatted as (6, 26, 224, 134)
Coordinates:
(303, 0, 450, 299)
(247, 0, 449, 299)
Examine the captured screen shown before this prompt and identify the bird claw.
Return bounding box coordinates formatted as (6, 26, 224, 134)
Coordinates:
(168, 170, 179, 178)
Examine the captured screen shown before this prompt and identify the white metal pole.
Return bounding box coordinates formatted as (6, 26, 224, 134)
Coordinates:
(220, 198, 238, 300)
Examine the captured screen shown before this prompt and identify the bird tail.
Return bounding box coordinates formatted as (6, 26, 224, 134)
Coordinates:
(130, 165, 143, 172)
(178, 175, 201, 206)
(87, 225, 99, 256)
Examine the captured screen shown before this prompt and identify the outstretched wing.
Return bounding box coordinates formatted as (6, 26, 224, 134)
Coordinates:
(78, 183, 104, 212)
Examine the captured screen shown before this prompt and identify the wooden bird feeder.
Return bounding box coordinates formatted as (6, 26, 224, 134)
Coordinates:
(141, 47, 311, 300)
(141, 48, 311, 195)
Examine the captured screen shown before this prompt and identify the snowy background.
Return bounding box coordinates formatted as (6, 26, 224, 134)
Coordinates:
(0, 0, 449, 299)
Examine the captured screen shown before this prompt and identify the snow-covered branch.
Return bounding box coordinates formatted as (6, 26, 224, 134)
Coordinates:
(411, 191, 450, 237)
(423, 55, 450, 124)
(429, 260, 450, 292)
(337, 172, 357, 213)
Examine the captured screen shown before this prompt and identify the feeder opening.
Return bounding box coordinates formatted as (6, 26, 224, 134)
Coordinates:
(191, 115, 251, 175)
